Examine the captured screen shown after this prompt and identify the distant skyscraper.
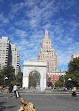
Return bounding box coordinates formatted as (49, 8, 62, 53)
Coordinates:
(0, 37, 20, 75)
(11, 44, 20, 75)
(71, 54, 79, 61)
(38, 29, 58, 73)
(0, 37, 10, 67)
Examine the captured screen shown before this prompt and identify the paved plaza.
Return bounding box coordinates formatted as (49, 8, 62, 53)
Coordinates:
(0, 92, 79, 111)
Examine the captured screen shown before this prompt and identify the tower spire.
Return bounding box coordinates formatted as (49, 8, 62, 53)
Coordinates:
(44, 29, 49, 39)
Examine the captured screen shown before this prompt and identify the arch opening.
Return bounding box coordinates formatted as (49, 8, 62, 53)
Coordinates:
(29, 70, 40, 89)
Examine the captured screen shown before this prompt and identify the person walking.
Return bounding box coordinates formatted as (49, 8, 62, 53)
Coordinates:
(72, 87, 77, 97)
(9, 84, 13, 96)
(13, 84, 18, 98)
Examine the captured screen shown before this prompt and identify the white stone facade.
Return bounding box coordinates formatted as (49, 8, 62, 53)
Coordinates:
(0, 37, 20, 75)
(71, 54, 79, 61)
(0, 37, 10, 68)
(23, 60, 47, 91)
(11, 44, 20, 75)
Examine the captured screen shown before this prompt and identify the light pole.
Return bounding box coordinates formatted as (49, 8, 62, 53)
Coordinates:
(68, 78, 72, 81)
(4, 76, 8, 87)
(68, 78, 72, 90)
(63, 75, 65, 87)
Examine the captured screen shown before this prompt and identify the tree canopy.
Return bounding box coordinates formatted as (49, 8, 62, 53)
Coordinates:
(1, 66, 15, 86)
(15, 72, 23, 86)
(29, 71, 40, 88)
(0, 66, 23, 87)
(0, 68, 3, 85)
(65, 58, 79, 87)
(54, 76, 64, 87)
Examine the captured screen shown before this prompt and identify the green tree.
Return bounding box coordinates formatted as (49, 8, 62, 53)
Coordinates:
(48, 77, 51, 82)
(15, 72, 23, 86)
(29, 71, 40, 88)
(2, 66, 15, 86)
(65, 58, 79, 87)
(0, 68, 3, 85)
(54, 81, 63, 87)
(54, 76, 64, 87)
(47, 77, 53, 87)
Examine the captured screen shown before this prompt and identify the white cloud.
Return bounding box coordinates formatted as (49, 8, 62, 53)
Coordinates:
(57, 0, 76, 9)
(0, 29, 7, 37)
(56, 40, 79, 67)
(0, 0, 4, 3)
(15, 29, 28, 38)
(29, 19, 39, 28)
(9, 28, 28, 39)
(9, 2, 24, 14)
(0, 13, 9, 24)
(14, 20, 29, 27)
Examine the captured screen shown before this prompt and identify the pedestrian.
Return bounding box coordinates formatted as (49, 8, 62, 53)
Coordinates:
(13, 84, 18, 98)
(72, 87, 77, 97)
(0, 85, 2, 92)
(9, 84, 13, 96)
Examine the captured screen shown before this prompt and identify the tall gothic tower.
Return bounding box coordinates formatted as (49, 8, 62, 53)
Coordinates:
(38, 29, 58, 73)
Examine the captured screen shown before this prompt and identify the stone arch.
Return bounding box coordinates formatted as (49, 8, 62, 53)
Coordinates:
(22, 60, 47, 91)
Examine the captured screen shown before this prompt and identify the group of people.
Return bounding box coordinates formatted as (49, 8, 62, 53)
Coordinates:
(8, 84, 77, 97)
(9, 84, 19, 98)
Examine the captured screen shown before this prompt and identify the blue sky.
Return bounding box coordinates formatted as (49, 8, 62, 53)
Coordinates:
(0, 0, 79, 72)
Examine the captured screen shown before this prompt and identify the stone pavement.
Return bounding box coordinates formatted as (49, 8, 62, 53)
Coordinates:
(0, 92, 20, 111)
(0, 91, 79, 111)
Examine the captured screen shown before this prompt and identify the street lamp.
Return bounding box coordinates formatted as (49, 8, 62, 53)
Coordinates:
(68, 78, 72, 81)
(68, 78, 72, 90)
(4, 76, 8, 87)
(63, 75, 65, 87)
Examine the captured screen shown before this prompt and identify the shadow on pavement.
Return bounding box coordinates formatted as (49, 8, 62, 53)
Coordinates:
(0, 101, 17, 111)
(0, 95, 3, 97)
(0, 102, 6, 111)
(7, 105, 17, 109)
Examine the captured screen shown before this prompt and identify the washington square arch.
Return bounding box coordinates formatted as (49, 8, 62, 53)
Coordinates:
(22, 60, 47, 91)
